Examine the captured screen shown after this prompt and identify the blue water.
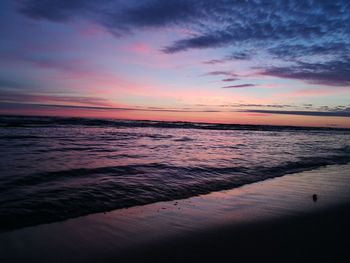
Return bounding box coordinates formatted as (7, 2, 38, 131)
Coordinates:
(1, 115, 350, 230)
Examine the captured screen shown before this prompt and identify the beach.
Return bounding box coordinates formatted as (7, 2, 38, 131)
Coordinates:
(1, 163, 350, 263)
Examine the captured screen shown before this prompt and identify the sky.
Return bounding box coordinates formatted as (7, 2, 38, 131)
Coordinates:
(0, 0, 349, 128)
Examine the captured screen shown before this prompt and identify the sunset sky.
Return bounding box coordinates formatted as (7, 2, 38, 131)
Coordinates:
(0, 0, 349, 127)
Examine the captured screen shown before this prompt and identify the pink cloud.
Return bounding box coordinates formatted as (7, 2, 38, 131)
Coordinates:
(129, 43, 151, 54)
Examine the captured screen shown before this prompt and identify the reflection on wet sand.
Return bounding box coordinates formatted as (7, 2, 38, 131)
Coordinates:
(1, 164, 350, 262)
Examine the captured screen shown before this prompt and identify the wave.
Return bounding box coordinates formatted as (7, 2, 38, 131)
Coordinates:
(0, 135, 43, 140)
(173, 136, 194, 142)
(1, 147, 349, 231)
(3, 149, 350, 190)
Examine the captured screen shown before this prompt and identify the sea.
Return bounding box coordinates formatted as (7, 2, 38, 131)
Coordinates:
(1, 115, 350, 230)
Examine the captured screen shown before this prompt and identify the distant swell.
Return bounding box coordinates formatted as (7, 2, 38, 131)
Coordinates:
(1, 115, 349, 132)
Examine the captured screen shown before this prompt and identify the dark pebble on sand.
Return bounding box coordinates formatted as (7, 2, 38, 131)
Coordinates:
(312, 194, 318, 202)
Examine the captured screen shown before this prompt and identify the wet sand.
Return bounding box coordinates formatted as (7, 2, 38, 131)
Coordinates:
(1, 164, 350, 263)
(118, 203, 350, 263)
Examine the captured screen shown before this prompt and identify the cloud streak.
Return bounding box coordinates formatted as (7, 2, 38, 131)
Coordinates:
(222, 78, 238, 82)
(0, 90, 113, 107)
(222, 84, 255, 89)
(204, 51, 252, 64)
(242, 109, 350, 118)
(202, 71, 237, 77)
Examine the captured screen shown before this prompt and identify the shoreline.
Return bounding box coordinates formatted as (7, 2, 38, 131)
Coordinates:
(1, 163, 350, 262)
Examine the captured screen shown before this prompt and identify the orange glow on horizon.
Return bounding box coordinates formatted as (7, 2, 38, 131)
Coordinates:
(1, 104, 349, 129)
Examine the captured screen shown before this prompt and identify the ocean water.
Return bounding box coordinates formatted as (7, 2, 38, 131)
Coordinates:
(1, 115, 350, 230)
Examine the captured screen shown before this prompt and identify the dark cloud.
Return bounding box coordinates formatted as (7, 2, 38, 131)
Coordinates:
(203, 71, 237, 77)
(20, 1, 350, 49)
(18, 0, 350, 87)
(234, 104, 292, 109)
(242, 109, 350, 117)
(261, 59, 350, 86)
(268, 42, 349, 61)
(227, 51, 251, 61)
(203, 59, 224, 65)
(163, 31, 232, 53)
(162, 1, 350, 53)
(222, 78, 238, 82)
(119, 1, 197, 27)
(204, 51, 252, 64)
(193, 103, 293, 109)
(222, 84, 255, 89)
(19, 0, 203, 36)
(19, 0, 93, 22)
